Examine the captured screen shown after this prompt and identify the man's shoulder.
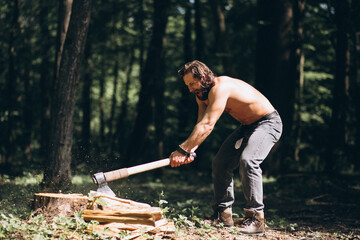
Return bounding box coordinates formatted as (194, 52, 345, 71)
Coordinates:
(214, 76, 243, 90)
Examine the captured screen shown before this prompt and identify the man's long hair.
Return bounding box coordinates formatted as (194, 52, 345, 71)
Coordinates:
(178, 60, 216, 89)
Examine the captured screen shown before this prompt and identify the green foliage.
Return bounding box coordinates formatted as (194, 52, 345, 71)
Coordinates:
(1, 172, 360, 239)
(0, 212, 109, 240)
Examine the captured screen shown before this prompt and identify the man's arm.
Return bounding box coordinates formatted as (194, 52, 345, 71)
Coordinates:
(170, 86, 229, 167)
(196, 98, 207, 123)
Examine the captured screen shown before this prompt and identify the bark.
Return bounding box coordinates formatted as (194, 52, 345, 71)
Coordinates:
(194, 0, 205, 61)
(39, 0, 52, 162)
(33, 193, 88, 218)
(351, 1, 360, 171)
(99, 67, 106, 148)
(256, 0, 294, 122)
(184, 2, 193, 63)
(114, 47, 135, 154)
(5, 0, 19, 165)
(43, 0, 91, 190)
(81, 44, 93, 154)
(137, 0, 145, 78)
(54, 0, 73, 89)
(23, 46, 33, 163)
(292, 0, 305, 162)
(108, 49, 120, 148)
(126, 0, 170, 164)
(326, 0, 351, 173)
(256, 0, 295, 174)
(209, 0, 234, 75)
(178, 1, 196, 134)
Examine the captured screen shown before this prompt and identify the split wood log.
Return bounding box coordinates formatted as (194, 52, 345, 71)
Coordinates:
(83, 209, 162, 221)
(89, 219, 173, 239)
(33, 193, 88, 218)
(89, 191, 151, 209)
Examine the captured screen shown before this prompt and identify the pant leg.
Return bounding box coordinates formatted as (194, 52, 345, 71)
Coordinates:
(239, 116, 282, 211)
(212, 126, 244, 209)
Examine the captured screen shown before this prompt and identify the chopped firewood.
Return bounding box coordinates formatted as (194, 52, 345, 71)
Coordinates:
(32, 192, 175, 238)
(33, 193, 88, 218)
(82, 214, 155, 226)
(83, 209, 162, 221)
(89, 191, 151, 209)
(90, 222, 139, 231)
(155, 220, 176, 233)
(88, 219, 171, 239)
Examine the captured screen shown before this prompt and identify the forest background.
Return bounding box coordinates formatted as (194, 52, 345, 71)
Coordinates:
(0, 0, 359, 191)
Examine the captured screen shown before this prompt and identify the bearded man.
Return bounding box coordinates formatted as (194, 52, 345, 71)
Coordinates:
(169, 60, 283, 235)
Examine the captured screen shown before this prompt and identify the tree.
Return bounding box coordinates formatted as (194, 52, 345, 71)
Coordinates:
(326, 0, 351, 173)
(126, 0, 170, 164)
(292, 0, 305, 162)
(81, 44, 93, 156)
(39, 0, 53, 162)
(194, 0, 205, 61)
(209, 0, 234, 75)
(42, 0, 91, 190)
(178, 1, 196, 135)
(4, 0, 20, 167)
(255, 0, 296, 173)
(351, 0, 360, 171)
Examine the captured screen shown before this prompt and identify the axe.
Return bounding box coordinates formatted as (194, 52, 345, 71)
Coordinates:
(92, 153, 196, 197)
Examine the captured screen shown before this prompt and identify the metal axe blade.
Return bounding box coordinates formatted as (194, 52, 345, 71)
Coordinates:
(92, 172, 116, 197)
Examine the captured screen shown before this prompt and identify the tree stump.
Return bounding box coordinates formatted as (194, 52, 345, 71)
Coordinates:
(33, 193, 88, 218)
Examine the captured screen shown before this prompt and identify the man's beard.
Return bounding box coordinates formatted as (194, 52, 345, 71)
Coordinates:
(193, 87, 211, 101)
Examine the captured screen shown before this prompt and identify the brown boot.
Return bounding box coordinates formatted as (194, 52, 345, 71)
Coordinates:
(211, 207, 234, 227)
(238, 209, 265, 235)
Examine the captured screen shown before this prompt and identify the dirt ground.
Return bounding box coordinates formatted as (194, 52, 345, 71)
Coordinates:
(1, 170, 359, 239)
(121, 171, 360, 240)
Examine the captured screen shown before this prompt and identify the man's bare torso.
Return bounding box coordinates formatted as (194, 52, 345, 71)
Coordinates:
(200, 76, 275, 125)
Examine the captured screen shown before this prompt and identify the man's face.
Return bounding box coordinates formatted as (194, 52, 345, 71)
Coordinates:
(183, 73, 203, 98)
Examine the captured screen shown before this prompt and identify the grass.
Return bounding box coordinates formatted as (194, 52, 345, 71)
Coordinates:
(0, 169, 359, 239)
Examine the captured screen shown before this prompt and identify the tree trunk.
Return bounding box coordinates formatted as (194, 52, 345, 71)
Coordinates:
(81, 44, 93, 155)
(126, 0, 170, 164)
(256, 0, 295, 174)
(33, 193, 88, 218)
(351, 1, 360, 171)
(99, 66, 106, 150)
(178, 1, 196, 135)
(209, 0, 234, 75)
(54, 0, 73, 92)
(109, 50, 120, 151)
(39, 0, 52, 163)
(4, 0, 19, 166)
(23, 46, 33, 163)
(326, 0, 351, 173)
(43, 0, 91, 191)
(114, 47, 135, 154)
(292, 0, 305, 162)
(194, 0, 205, 61)
(137, 0, 145, 78)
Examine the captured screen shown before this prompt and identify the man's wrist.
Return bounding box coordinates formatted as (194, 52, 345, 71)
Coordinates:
(176, 145, 197, 159)
(177, 145, 190, 156)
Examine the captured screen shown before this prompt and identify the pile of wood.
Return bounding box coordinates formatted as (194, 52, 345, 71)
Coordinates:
(33, 191, 175, 239)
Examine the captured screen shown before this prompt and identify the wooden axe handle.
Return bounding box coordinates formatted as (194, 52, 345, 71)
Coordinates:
(103, 158, 170, 182)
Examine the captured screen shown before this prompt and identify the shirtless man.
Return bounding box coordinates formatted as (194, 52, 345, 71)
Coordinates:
(170, 60, 283, 235)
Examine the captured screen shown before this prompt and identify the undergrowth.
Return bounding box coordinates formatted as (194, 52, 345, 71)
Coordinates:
(0, 171, 359, 239)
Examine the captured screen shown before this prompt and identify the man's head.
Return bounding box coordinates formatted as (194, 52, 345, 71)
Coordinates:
(178, 60, 216, 101)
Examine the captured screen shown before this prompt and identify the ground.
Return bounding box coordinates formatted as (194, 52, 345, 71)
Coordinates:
(0, 168, 359, 239)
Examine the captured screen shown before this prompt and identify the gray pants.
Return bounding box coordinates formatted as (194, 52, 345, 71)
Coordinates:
(212, 111, 282, 212)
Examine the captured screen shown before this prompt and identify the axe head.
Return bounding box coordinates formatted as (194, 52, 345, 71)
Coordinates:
(92, 172, 116, 197)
